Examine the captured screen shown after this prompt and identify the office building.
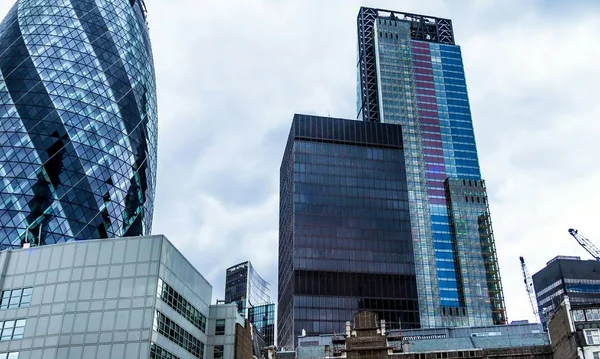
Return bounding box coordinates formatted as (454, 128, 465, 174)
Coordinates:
(532, 256, 600, 323)
(0, 235, 249, 359)
(548, 296, 600, 359)
(278, 114, 419, 348)
(297, 311, 551, 359)
(356, 7, 505, 327)
(0, 0, 158, 247)
(224, 261, 271, 318)
(224, 261, 274, 348)
(248, 303, 275, 347)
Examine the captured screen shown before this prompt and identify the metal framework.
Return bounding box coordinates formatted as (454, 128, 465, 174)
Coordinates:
(568, 228, 600, 261)
(356, 7, 455, 122)
(357, 7, 380, 123)
(520, 256, 540, 320)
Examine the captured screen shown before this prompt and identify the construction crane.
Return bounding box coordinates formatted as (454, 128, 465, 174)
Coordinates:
(519, 256, 539, 321)
(568, 228, 600, 261)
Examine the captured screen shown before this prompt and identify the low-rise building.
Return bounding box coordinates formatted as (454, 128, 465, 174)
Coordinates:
(0, 235, 248, 359)
(532, 256, 600, 325)
(547, 295, 600, 359)
(297, 311, 552, 358)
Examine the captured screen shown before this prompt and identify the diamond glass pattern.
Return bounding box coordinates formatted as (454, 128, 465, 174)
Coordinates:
(0, 0, 157, 247)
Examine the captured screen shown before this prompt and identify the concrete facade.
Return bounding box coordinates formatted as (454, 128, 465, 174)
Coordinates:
(547, 296, 600, 359)
(0, 235, 244, 359)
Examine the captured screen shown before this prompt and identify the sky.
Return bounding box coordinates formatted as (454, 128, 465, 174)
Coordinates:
(1, 0, 600, 325)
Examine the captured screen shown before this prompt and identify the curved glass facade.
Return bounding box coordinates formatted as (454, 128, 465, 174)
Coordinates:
(0, 0, 157, 247)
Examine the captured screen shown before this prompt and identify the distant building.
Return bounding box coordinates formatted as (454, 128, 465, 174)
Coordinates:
(0, 235, 250, 359)
(547, 296, 600, 359)
(297, 311, 551, 358)
(532, 256, 600, 323)
(208, 303, 248, 359)
(224, 261, 275, 348)
(248, 303, 275, 346)
(225, 261, 271, 318)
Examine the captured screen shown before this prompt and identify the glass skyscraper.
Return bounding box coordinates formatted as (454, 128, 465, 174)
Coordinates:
(224, 261, 272, 318)
(0, 0, 157, 247)
(357, 8, 505, 327)
(278, 115, 420, 348)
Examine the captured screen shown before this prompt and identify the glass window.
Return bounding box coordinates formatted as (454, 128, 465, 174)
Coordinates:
(0, 288, 32, 310)
(587, 309, 600, 321)
(215, 319, 225, 335)
(156, 278, 206, 332)
(214, 345, 224, 359)
(573, 310, 586, 322)
(586, 329, 600, 345)
(594, 352, 600, 359)
(150, 343, 180, 359)
(153, 311, 203, 358)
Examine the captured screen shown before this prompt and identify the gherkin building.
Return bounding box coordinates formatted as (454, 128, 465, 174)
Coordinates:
(0, 0, 157, 247)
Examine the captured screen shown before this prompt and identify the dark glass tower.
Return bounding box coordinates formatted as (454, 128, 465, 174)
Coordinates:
(225, 261, 272, 318)
(0, 0, 157, 246)
(356, 7, 506, 328)
(278, 114, 419, 348)
(533, 256, 600, 325)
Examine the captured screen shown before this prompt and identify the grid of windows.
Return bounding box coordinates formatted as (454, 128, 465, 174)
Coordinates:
(364, 13, 504, 327)
(150, 343, 180, 359)
(248, 303, 275, 346)
(0, 319, 25, 340)
(0, 0, 158, 246)
(157, 278, 207, 332)
(0, 288, 32, 309)
(153, 311, 204, 358)
(215, 319, 226, 335)
(0, 353, 18, 359)
(278, 115, 419, 347)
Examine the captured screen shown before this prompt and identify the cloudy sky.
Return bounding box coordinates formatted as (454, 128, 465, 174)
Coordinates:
(1, 0, 599, 324)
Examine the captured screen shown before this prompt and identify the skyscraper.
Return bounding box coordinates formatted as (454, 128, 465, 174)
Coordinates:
(225, 261, 272, 318)
(356, 7, 505, 328)
(278, 114, 420, 348)
(0, 0, 157, 246)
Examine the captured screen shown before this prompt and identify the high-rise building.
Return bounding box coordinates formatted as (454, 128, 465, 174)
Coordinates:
(0, 0, 157, 247)
(533, 256, 600, 324)
(356, 7, 505, 328)
(278, 114, 420, 348)
(224, 261, 272, 318)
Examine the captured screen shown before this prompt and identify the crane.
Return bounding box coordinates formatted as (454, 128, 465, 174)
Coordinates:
(519, 256, 539, 321)
(568, 228, 600, 261)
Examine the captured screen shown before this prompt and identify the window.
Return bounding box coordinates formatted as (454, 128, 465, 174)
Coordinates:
(156, 279, 206, 332)
(585, 329, 600, 345)
(587, 309, 600, 321)
(215, 319, 225, 335)
(594, 352, 600, 359)
(573, 309, 586, 322)
(153, 311, 204, 358)
(0, 288, 32, 309)
(214, 345, 224, 359)
(150, 343, 180, 359)
(0, 320, 25, 341)
(0, 353, 19, 359)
